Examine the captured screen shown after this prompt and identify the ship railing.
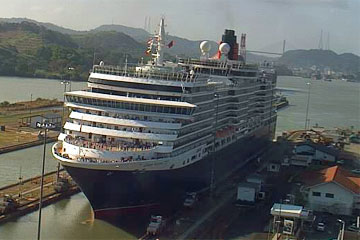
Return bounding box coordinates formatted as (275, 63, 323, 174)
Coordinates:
(54, 148, 154, 163)
(76, 155, 150, 164)
(64, 137, 157, 152)
(178, 58, 258, 70)
(92, 65, 198, 83)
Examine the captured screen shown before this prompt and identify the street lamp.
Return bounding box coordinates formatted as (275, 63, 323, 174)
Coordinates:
(59, 81, 70, 182)
(36, 121, 55, 240)
(210, 93, 220, 198)
(304, 82, 311, 130)
(337, 219, 345, 240)
(68, 67, 74, 91)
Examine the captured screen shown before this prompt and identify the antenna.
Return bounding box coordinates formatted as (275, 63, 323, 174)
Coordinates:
(144, 16, 148, 31)
(240, 33, 246, 62)
(282, 40, 286, 55)
(148, 17, 151, 33)
(318, 29, 323, 50)
(92, 48, 96, 66)
(326, 32, 330, 50)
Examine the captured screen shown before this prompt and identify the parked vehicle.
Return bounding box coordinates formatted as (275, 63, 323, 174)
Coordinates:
(351, 169, 360, 175)
(316, 222, 326, 231)
(183, 192, 198, 208)
(146, 215, 166, 235)
(347, 224, 360, 232)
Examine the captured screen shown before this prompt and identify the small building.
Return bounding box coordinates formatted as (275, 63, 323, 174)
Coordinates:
(267, 162, 281, 173)
(299, 166, 360, 216)
(21, 113, 62, 129)
(236, 182, 259, 204)
(291, 141, 340, 166)
(270, 203, 313, 236)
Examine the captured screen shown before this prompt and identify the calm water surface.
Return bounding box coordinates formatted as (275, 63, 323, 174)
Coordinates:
(0, 76, 86, 103)
(0, 76, 359, 239)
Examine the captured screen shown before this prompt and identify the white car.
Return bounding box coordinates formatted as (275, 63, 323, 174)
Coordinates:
(316, 222, 325, 231)
(183, 192, 198, 208)
(351, 169, 360, 175)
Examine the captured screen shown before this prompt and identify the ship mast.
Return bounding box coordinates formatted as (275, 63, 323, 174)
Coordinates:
(155, 17, 166, 66)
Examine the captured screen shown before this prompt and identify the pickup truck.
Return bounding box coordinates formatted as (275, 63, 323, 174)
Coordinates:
(146, 215, 166, 235)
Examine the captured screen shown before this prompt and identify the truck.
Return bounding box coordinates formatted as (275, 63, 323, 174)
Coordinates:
(146, 215, 166, 236)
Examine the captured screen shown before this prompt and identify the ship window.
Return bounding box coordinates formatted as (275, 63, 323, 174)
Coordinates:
(139, 104, 145, 111)
(170, 107, 176, 114)
(151, 105, 157, 112)
(123, 102, 129, 109)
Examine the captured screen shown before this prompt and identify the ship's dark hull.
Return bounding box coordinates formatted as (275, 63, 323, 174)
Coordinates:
(64, 126, 273, 219)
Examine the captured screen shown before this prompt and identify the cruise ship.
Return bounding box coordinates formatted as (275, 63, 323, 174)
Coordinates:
(52, 18, 277, 219)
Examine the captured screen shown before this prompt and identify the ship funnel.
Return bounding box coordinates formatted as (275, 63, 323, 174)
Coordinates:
(221, 29, 239, 60)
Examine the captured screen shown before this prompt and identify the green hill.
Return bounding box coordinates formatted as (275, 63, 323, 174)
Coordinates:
(279, 49, 360, 73)
(0, 21, 146, 80)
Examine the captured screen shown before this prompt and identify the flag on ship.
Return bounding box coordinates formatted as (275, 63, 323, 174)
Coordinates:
(145, 49, 151, 55)
(147, 38, 153, 45)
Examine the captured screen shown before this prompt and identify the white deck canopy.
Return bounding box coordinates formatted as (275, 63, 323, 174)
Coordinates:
(69, 111, 181, 130)
(64, 122, 178, 141)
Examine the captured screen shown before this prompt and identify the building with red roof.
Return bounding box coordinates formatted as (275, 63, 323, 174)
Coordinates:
(299, 166, 360, 216)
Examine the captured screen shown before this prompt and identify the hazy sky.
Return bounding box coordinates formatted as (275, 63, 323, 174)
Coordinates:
(2, 0, 359, 55)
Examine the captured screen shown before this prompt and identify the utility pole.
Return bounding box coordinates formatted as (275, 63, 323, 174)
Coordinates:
(305, 82, 311, 130)
(59, 80, 69, 182)
(282, 40, 286, 55)
(37, 121, 54, 240)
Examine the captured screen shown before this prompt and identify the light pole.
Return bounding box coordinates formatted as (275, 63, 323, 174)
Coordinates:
(337, 219, 345, 240)
(210, 93, 220, 198)
(59, 80, 69, 182)
(68, 67, 74, 91)
(304, 82, 311, 130)
(36, 121, 55, 240)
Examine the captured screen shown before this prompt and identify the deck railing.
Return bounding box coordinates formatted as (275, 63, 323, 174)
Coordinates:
(92, 65, 198, 83)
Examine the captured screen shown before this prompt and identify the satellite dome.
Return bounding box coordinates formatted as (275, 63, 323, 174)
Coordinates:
(200, 41, 211, 53)
(99, 61, 104, 66)
(219, 43, 230, 55)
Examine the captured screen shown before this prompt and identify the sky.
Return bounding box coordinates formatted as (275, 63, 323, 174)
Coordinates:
(1, 0, 359, 55)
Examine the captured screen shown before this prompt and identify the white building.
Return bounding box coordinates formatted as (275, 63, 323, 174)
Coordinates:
(300, 166, 360, 216)
(291, 142, 339, 166)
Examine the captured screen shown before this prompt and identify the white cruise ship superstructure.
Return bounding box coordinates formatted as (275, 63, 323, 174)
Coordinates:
(52, 18, 277, 219)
